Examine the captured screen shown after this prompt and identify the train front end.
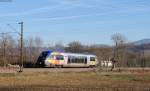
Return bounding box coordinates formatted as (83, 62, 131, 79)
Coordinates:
(36, 51, 53, 67)
(44, 52, 65, 67)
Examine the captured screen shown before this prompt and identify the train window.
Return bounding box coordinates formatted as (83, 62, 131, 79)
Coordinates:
(55, 55, 64, 60)
(74, 56, 86, 63)
(68, 57, 71, 64)
(81, 58, 84, 63)
(75, 57, 79, 63)
(74, 57, 78, 63)
(72, 57, 75, 63)
(90, 57, 95, 61)
(68, 56, 74, 63)
(79, 58, 83, 63)
(84, 57, 87, 64)
(68, 56, 88, 64)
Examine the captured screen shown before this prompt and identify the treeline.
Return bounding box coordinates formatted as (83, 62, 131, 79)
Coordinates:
(0, 33, 150, 68)
(0, 35, 43, 67)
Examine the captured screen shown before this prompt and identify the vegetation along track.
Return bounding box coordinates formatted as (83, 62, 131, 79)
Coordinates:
(0, 86, 150, 91)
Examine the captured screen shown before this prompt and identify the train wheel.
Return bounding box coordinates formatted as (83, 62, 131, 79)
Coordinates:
(89, 65, 95, 68)
(56, 65, 63, 68)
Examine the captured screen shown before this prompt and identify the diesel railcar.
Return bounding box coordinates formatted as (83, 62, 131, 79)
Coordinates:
(36, 51, 98, 68)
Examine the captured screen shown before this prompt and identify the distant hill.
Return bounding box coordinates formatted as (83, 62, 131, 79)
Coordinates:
(128, 39, 150, 54)
(133, 39, 150, 46)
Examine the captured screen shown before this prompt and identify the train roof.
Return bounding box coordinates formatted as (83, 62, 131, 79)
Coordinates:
(65, 52, 95, 56)
(53, 52, 96, 57)
(63, 53, 97, 57)
(42, 50, 96, 57)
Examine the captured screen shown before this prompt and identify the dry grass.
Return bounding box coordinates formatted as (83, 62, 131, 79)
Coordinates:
(0, 71, 150, 90)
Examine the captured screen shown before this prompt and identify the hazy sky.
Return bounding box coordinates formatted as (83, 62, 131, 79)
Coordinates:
(0, 0, 150, 45)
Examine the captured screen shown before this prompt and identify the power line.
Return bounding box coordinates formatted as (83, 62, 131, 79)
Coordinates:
(7, 24, 21, 35)
(6, 22, 24, 72)
(0, 32, 17, 35)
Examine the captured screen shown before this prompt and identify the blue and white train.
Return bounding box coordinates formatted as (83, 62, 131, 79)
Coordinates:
(36, 51, 98, 68)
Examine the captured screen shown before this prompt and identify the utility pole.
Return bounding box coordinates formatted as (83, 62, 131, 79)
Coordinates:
(1, 33, 6, 67)
(7, 23, 24, 72)
(18, 22, 24, 72)
(141, 45, 145, 71)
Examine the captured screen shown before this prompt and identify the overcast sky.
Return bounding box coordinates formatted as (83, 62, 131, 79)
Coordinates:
(0, 0, 150, 45)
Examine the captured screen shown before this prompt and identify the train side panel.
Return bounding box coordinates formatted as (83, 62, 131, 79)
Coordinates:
(39, 51, 98, 68)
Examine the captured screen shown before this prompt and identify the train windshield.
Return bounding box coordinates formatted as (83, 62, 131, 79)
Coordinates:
(90, 57, 96, 61)
(41, 52, 49, 58)
(37, 51, 51, 62)
(55, 55, 64, 60)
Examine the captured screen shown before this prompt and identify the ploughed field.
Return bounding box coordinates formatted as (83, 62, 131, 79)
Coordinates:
(0, 71, 150, 91)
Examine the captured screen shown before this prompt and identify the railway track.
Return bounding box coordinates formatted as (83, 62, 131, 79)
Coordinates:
(23, 68, 96, 73)
(1, 67, 150, 73)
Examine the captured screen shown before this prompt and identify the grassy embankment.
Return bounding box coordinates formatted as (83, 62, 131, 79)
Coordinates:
(0, 71, 150, 90)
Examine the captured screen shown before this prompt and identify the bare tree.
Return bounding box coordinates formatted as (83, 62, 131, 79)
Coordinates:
(6, 35, 18, 65)
(0, 34, 18, 66)
(111, 33, 127, 71)
(35, 36, 43, 51)
(88, 45, 112, 66)
(0, 34, 7, 67)
(65, 41, 83, 53)
(54, 41, 65, 51)
(24, 36, 43, 67)
(34, 36, 43, 63)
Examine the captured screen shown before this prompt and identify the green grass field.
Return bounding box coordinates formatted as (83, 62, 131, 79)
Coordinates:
(0, 71, 150, 91)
